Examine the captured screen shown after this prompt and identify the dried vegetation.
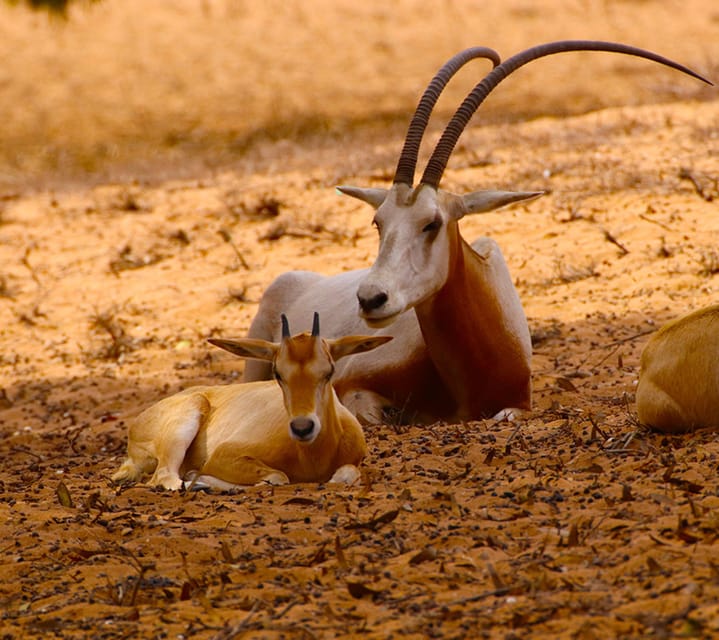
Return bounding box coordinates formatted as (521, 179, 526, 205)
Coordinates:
(1, 1, 719, 638)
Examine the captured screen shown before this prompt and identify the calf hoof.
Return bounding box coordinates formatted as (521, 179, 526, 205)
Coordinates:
(329, 464, 361, 485)
(258, 471, 290, 486)
(184, 471, 212, 492)
(149, 471, 184, 491)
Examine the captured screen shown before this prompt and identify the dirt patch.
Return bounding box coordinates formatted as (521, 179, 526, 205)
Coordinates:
(1, 2, 719, 638)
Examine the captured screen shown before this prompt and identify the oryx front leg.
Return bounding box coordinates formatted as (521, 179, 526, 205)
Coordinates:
(491, 407, 525, 422)
(340, 389, 397, 426)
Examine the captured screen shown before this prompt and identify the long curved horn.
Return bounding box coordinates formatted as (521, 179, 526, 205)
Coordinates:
(281, 314, 290, 339)
(393, 46, 501, 187)
(420, 40, 713, 188)
(311, 312, 320, 337)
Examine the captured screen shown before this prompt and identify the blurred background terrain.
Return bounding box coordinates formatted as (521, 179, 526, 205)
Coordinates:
(1, 0, 716, 190)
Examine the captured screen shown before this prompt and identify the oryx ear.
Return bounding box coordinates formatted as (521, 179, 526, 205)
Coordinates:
(462, 190, 544, 215)
(327, 335, 393, 362)
(208, 338, 278, 362)
(336, 185, 389, 209)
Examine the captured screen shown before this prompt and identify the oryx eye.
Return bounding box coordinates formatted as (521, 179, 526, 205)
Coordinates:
(422, 217, 442, 233)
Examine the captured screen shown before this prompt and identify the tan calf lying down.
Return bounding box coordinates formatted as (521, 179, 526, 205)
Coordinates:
(111, 313, 390, 490)
(636, 304, 719, 433)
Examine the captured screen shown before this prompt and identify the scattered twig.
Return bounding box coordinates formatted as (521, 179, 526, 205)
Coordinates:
(89, 308, 135, 360)
(601, 228, 629, 256)
(260, 222, 348, 243)
(679, 166, 717, 202)
(218, 229, 250, 270)
(601, 328, 656, 350)
(110, 543, 155, 607)
(504, 422, 524, 454)
(603, 429, 640, 453)
(639, 213, 672, 232)
(272, 598, 301, 620)
(587, 414, 609, 442)
(21, 247, 41, 286)
(444, 584, 514, 607)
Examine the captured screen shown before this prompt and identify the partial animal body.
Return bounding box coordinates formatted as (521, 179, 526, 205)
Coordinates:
(636, 305, 719, 433)
(245, 41, 710, 425)
(112, 315, 389, 490)
(247, 227, 532, 425)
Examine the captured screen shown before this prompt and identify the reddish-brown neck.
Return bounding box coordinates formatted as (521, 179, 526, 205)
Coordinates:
(414, 226, 530, 418)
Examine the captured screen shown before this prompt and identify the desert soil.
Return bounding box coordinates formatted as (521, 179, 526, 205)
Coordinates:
(1, 1, 718, 638)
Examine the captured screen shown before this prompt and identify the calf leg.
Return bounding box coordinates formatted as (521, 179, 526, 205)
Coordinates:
(329, 464, 361, 485)
(112, 453, 154, 485)
(149, 394, 209, 490)
(194, 446, 290, 488)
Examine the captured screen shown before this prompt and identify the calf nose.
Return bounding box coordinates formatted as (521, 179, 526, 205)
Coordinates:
(290, 417, 316, 441)
(358, 285, 388, 313)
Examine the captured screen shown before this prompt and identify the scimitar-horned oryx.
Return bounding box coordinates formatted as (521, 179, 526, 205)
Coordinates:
(244, 40, 712, 425)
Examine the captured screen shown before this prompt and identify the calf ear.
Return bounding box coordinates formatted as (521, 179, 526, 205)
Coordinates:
(336, 186, 389, 209)
(462, 189, 543, 215)
(328, 335, 393, 362)
(208, 338, 278, 362)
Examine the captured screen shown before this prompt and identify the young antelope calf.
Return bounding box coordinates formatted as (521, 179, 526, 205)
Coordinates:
(111, 314, 391, 490)
(636, 304, 719, 433)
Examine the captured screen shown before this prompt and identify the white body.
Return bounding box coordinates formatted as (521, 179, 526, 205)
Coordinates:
(245, 42, 709, 426)
(245, 185, 536, 424)
(636, 305, 719, 433)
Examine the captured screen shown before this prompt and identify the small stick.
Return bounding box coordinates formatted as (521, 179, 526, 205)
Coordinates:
(601, 228, 629, 255)
(218, 229, 250, 270)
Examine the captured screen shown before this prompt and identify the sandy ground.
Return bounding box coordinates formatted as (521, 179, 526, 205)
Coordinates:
(1, 1, 719, 638)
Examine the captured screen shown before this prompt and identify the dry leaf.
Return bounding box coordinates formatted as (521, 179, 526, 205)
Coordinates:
(346, 581, 383, 599)
(282, 497, 317, 506)
(346, 509, 399, 531)
(567, 523, 580, 547)
(556, 376, 579, 392)
(56, 481, 74, 508)
(335, 536, 348, 570)
(220, 540, 234, 563)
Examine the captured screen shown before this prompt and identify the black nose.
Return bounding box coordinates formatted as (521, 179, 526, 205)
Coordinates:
(358, 290, 388, 313)
(290, 417, 315, 440)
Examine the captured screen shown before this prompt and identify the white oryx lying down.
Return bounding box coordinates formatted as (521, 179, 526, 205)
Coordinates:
(636, 305, 719, 433)
(244, 41, 711, 425)
(111, 313, 390, 490)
